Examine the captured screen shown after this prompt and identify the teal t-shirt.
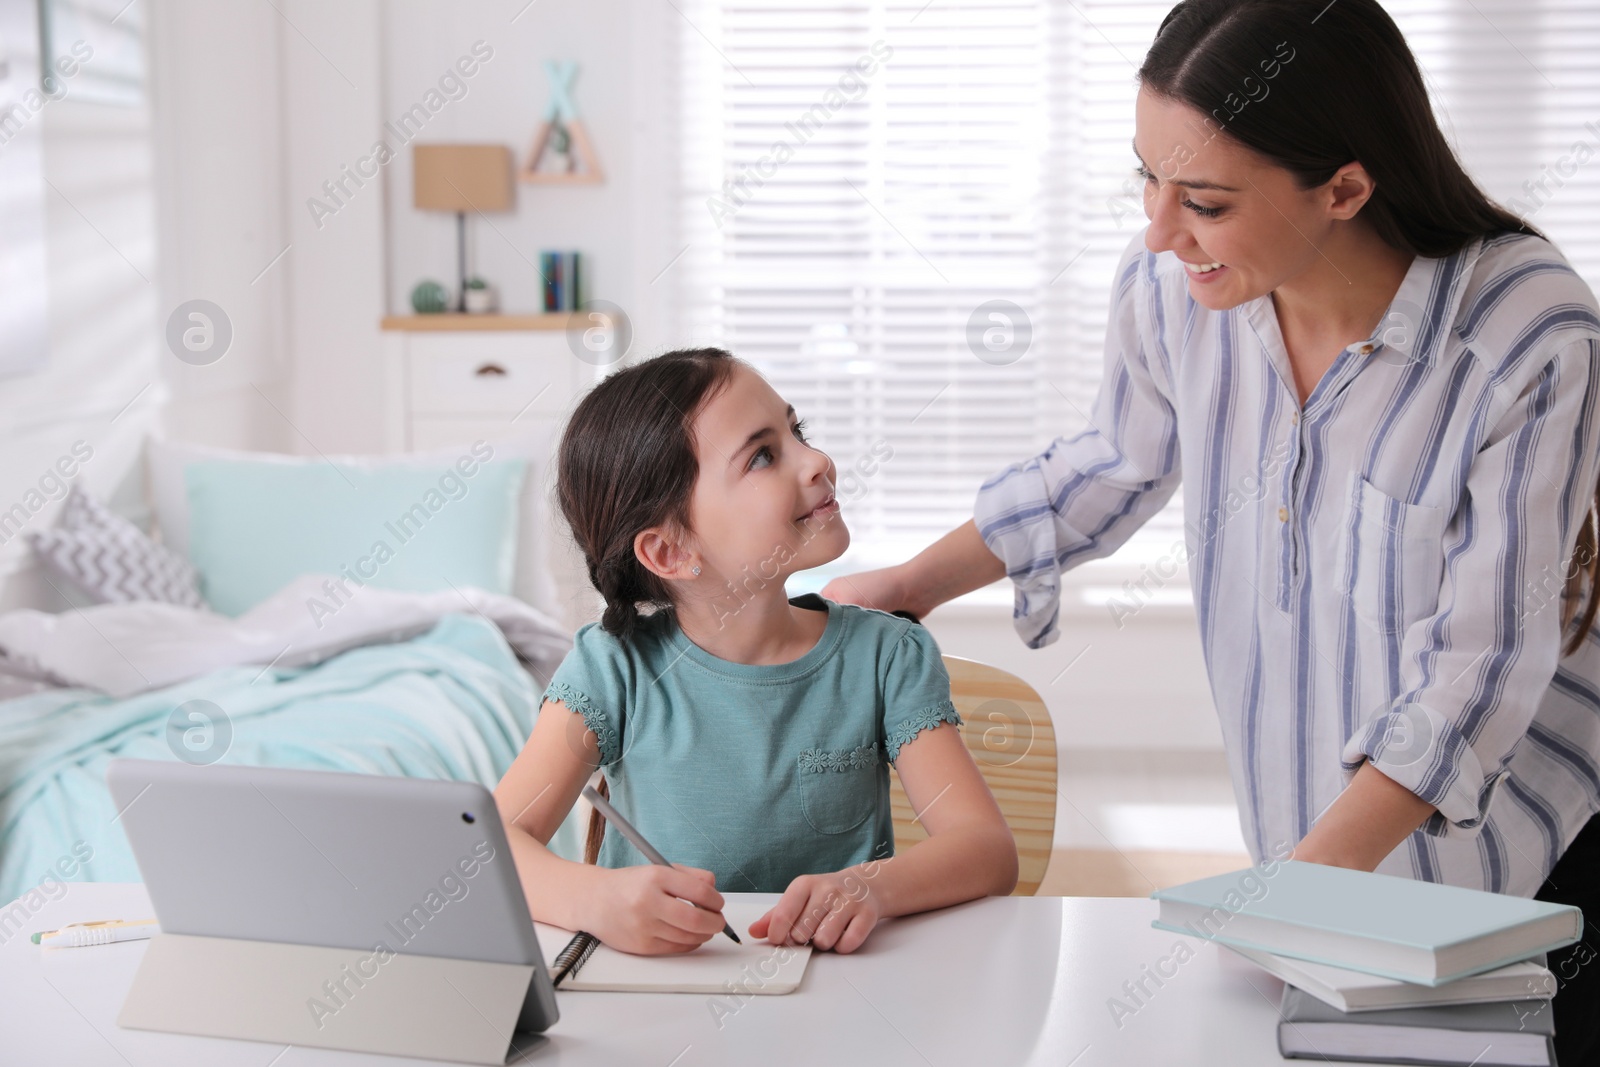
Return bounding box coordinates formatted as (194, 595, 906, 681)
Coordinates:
(542, 593, 963, 892)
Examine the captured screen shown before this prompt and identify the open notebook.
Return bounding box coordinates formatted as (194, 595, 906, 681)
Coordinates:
(532, 900, 814, 994)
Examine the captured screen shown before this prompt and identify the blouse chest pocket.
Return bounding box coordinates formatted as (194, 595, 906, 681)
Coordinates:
(796, 743, 881, 835)
(1344, 473, 1450, 635)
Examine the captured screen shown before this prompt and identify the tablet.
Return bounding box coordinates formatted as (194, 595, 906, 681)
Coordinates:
(105, 758, 558, 1034)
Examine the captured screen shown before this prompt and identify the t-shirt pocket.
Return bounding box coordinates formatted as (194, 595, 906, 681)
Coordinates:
(796, 743, 880, 835)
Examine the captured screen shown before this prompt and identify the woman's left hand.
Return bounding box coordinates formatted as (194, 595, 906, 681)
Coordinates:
(1290, 761, 1437, 872)
(749, 869, 883, 953)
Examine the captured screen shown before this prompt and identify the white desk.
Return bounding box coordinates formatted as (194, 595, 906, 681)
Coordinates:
(0, 882, 1383, 1066)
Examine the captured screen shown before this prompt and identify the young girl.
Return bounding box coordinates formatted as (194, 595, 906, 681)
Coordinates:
(494, 347, 1018, 956)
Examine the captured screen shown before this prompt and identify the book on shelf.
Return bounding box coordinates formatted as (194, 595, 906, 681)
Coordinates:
(540, 250, 582, 312)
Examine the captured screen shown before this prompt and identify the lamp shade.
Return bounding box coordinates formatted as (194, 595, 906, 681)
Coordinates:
(413, 144, 514, 212)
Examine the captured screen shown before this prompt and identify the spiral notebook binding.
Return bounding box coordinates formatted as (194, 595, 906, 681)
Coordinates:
(550, 931, 602, 986)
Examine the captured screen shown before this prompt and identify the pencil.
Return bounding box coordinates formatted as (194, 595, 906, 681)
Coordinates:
(582, 784, 741, 944)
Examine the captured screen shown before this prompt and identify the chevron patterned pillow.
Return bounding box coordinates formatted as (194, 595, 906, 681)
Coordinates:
(27, 486, 205, 608)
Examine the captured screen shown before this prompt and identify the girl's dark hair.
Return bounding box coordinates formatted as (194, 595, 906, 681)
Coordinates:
(555, 347, 742, 641)
(1140, 0, 1599, 655)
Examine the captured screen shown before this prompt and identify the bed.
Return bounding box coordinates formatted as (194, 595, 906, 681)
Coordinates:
(0, 437, 585, 908)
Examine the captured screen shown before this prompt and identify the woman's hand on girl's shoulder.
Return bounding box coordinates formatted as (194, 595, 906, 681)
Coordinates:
(749, 869, 884, 954)
(588, 863, 730, 956)
(820, 565, 911, 616)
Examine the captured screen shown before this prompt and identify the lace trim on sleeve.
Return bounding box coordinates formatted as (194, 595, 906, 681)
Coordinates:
(545, 680, 618, 765)
(885, 700, 963, 763)
(798, 742, 881, 773)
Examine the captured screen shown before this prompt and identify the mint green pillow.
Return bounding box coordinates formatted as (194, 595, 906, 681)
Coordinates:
(184, 457, 527, 616)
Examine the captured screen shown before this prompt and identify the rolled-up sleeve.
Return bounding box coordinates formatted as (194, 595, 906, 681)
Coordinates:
(973, 230, 1183, 649)
(1341, 338, 1600, 833)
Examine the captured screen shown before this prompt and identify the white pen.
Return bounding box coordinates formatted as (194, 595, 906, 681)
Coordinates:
(32, 918, 159, 947)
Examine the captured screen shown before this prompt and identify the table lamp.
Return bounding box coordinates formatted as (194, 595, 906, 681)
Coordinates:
(412, 144, 514, 311)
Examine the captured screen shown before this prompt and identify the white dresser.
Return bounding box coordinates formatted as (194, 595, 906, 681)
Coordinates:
(379, 314, 587, 452)
(380, 314, 599, 633)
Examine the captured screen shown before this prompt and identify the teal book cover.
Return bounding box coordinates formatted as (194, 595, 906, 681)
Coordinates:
(1151, 860, 1582, 985)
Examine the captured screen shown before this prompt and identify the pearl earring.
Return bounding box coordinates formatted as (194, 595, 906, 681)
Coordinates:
(691, 565, 701, 576)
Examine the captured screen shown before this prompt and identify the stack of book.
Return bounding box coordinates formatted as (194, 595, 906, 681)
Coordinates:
(1151, 861, 1580, 1066)
(540, 250, 582, 312)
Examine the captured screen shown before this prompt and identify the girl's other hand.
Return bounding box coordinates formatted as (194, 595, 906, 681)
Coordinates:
(820, 565, 910, 616)
(749, 870, 883, 954)
(589, 863, 729, 955)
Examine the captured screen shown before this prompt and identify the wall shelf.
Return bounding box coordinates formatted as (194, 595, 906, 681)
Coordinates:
(380, 314, 574, 332)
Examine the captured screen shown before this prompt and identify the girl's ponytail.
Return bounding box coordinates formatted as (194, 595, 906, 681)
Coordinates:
(555, 348, 742, 640)
(593, 552, 652, 643)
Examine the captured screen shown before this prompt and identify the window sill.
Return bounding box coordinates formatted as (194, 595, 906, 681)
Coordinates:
(937, 582, 1196, 621)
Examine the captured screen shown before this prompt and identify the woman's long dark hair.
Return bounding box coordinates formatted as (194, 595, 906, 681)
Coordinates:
(555, 347, 741, 641)
(1140, 0, 1599, 654)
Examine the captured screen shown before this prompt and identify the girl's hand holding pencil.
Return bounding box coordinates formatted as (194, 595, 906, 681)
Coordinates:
(579, 784, 740, 956)
(587, 861, 731, 956)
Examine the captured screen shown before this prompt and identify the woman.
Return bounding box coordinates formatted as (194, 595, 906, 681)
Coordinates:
(825, 0, 1600, 1057)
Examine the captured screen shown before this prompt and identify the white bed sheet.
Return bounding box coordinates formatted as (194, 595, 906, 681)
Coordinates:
(0, 574, 572, 698)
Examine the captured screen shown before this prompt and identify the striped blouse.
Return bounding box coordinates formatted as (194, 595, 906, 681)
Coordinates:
(974, 226, 1600, 896)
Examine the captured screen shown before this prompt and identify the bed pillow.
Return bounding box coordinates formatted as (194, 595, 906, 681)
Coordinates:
(147, 430, 562, 615)
(26, 485, 206, 608)
(178, 449, 527, 616)
(176, 451, 524, 617)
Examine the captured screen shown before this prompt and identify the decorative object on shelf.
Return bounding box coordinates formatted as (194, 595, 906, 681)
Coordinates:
(462, 276, 495, 314)
(409, 279, 450, 314)
(539, 251, 582, 312)
(413, 144, 514, 312)
(520, 60, 603, 185)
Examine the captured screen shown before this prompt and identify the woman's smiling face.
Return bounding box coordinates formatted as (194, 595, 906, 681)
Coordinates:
(1133, 86, 1366, 312)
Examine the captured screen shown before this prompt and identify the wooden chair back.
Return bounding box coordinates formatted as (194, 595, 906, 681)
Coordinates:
(887, 654, 1057, 895)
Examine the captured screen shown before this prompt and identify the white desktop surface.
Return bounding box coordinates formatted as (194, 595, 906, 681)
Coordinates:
(0, 882, 1391, 1066)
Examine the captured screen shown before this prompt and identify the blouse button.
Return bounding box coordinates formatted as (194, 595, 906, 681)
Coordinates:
(1359, 343, 1374, 355)
(1278, 506, 1289, 522)
(1291, 410, 1300, 426)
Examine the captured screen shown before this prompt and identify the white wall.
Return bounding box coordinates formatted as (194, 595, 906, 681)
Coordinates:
(923, 597, 1221, 751)
(0, 21, 162, 611)
(379, 0, 682, 351)
(276, 0, 388, 456)
(145, 0, 389, 458)
(146, 0, 294, 453)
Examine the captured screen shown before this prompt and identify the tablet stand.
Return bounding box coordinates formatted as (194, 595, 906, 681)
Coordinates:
(119, 933, 536, 1065)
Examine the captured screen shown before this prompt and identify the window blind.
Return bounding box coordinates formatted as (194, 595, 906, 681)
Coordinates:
(41, 0, 145, 106)
(1404, 0, 1600, 283)
(672, 0, 1600, 597)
